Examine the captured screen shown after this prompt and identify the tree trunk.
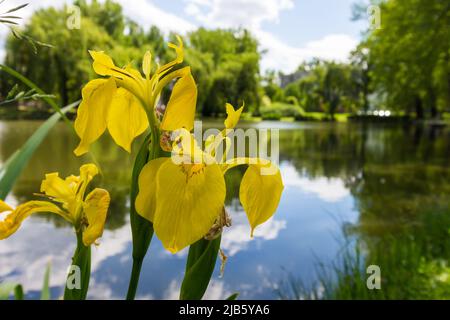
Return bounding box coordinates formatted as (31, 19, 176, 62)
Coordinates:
(428, 87, 439, 119)
(415, 96, 424, 119)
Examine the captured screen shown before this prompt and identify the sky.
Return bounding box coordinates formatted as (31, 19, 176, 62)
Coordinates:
(0, 0, 368, 73)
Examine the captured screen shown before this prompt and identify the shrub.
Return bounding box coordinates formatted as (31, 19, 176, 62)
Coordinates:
(260, 102, 305, 120)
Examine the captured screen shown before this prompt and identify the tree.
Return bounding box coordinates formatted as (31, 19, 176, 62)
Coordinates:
(1, 1, 169, 106)
(187, 28, 261, 116)
(363, 0, 450, 118)
(74, 0, 125, 39)
(262, 70, 284, 102)
(3, 6, 114, 105)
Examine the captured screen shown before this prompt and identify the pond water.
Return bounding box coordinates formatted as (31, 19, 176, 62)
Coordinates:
(0, 120, 449, 299)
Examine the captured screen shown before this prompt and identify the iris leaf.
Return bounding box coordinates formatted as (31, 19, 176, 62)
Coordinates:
(180, 236, 221, 300)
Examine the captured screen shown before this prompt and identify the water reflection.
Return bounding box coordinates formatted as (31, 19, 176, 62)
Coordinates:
(1, 120, 450, 299)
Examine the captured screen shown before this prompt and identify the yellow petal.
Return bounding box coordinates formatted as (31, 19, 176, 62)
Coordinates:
(77, 163, 99, 200)
(224, 103, 244, 129)
(142, 51, 152, 79)
(153, 161, 226, 253)
(160, 67, 197, 131)
(89, 51, 116, 76)
(0, 200, 13, 213)
(155, 36, 184, 77)
(40, 164, 99, 218)
(239, 161, 284, 236)
(0, 201, 70, 240)
(170, 129, 216, 167)
(107, 88, 149, 153)
(220, 157, 269, 173)
(135, 158, 168, 222)
(74, 78, 116, 156)
(40, 172, 77, 212)
(82, 188, 110, 246)
(89, 51, 145, 101)
(125, 65, 144, 82)
(89, 50, 140, 81)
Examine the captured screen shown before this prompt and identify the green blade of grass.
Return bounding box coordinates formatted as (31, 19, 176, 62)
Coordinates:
(14, 285, 24, 300)
(0, 101, 78, 199)
(40, 263, 51, 300)
(226, 293, 239, 300)
(0, 283, 17, 300)
(4, 3, 29, 14)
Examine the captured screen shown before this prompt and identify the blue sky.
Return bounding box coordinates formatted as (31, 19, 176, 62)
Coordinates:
(0, 0, 368, 73)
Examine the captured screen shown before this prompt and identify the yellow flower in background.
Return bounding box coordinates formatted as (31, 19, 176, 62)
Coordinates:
(0, 164, 110, 246)
(135, 103, 284, 253)
(74, 36, 198, 156)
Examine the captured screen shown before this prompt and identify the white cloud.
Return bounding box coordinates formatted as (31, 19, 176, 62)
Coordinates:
(114, 0, 195, 34)
(184, 3, 201, 17)
(183, 0, 357, 72)
(184, 0, 293, 29)
(0, 0, 359, 72)
(221, 202, 286, 256)
(0, 0, 195, 34)
(282, 164, 350, 202)
(0, 214, 132, 298)
(0, 0, 195, 62)
(257, 30, 358, 72)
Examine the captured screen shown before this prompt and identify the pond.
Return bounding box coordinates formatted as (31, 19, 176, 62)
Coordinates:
(1, 120, 450, 299)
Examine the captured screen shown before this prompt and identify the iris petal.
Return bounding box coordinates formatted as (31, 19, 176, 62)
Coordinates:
(0, 200, 70, 240)
(74, 78, 116, 156)
(224, 103, 244, 129)
(153, 161, 226, 253)
(107, 88, 149, 153)
(239, 162, 284, 236)
(135, 158, 168, 222)
(160, 67, 197, 132)
(89, 51, 145, 102)
(154, 36, 184, 78)
(82, 188, 110, 246)
(41, 172, 77, 212)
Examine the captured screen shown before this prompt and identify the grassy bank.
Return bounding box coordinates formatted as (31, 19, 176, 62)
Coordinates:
(1, 102, 449, 125)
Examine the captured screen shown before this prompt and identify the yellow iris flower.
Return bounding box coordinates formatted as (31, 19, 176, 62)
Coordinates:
(74, 36, 198, 156)
(0, 164, 110, 246)
(135, 104, 284, 253)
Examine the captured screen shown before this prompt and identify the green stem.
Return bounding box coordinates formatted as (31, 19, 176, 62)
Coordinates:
(126, 93, 165, 299)
(126, 133, 155, 300)
(126, 258, 143, 300)
(64, 231, 91, 300)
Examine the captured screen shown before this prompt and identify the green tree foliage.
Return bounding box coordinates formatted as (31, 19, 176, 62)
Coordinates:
(3, 6, 112, 105)
(3, 0, 448, 120)
(186, 28, 261, 116)
(75, 0, 125, 39)
(1, 1, 261, 117)
(363, 0, 450, 118)
(1, 1, 173, 105)
(277, 60, 362, 118)
(262, 70, 284, 103)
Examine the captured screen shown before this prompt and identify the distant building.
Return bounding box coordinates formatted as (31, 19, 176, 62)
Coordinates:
(279, 70, 309, 88)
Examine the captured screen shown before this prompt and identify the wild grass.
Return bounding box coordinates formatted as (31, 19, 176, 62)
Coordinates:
(276, 204, 450, 300)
